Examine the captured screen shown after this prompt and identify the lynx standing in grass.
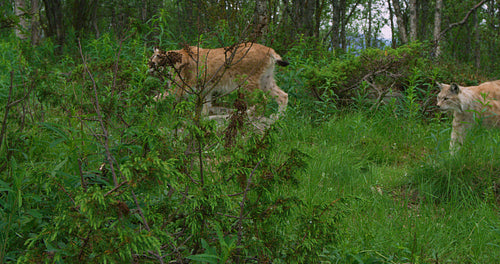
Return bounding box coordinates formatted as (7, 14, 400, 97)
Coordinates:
(436, 80, 500, 153)
(148, 43, 289, 116)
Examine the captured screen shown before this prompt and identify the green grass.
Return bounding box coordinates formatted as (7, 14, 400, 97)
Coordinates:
(271, 108, 500, 263)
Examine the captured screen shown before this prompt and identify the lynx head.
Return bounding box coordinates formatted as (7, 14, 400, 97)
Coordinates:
(436, 82, 461, 112)
(148, 47, 183, 73)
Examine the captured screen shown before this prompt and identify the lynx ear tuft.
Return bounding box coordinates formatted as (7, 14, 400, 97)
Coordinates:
(450, 83, 460, 94)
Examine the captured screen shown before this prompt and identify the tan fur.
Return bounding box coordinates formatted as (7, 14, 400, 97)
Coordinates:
(148, 43, 289, 115)
(437, 80, 500, 152)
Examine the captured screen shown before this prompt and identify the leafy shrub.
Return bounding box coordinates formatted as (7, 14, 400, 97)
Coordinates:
(302, 42, 428, 102)
(1, 32, 350, 263)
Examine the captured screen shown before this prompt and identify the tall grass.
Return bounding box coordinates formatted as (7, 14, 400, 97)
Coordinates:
(272, 106, 499, 263)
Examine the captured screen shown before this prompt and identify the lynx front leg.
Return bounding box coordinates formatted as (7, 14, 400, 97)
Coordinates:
(449, 121, 467, 155)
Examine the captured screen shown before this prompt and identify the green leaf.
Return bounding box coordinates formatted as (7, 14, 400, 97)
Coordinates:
(186, 254, 220, 264)
(51, 157, 68, 177)
(0, 179, 13, 192)
(39, 122, 70, 142)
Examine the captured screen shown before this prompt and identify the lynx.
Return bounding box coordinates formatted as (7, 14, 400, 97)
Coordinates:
(148, 42, 289, 116)
(436, 80, 500, 152)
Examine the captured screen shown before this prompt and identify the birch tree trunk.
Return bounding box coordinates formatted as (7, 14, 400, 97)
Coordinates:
(293, 0, 317, 37)
(433, 0, 442, 57)
(409, 0, 417, 41)
(14, 0, 28, 40)
(250, 0, 269, 42)
(314, 0, 325, 38)
(327, 0, 344, 49)
(391, 0, 408, 44)
(31, 0, 41, 45)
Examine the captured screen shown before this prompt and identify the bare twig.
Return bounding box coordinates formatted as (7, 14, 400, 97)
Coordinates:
(104, 180, 128, 197)
(6, 77, 37, 109)
(227, 191, 245, 197)
(77, 157, 87, 192)
(78, 230, 92, 260)
(237, 157, 265, 246)
(0, 71, 36, 154)
(54, 180, 77, 206)
(78, 38, 119, 187)
(0, 72, 14, 155)
(436, 0, 487, 42)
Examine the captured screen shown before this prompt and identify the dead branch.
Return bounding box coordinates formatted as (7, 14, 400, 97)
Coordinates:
(436, 0, 487, 42)
(104, 180, 128, 197)
(78, 38, 119, 187)
(0, 72, 14, 156)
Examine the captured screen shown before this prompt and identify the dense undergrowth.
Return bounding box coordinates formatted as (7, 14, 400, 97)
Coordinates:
(1, 32, 499, 263)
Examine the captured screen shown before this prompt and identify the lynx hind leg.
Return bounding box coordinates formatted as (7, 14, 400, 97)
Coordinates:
(259, 68, 288, 114)
(272, 85, 288, 114)
(267, 83, 288, 120)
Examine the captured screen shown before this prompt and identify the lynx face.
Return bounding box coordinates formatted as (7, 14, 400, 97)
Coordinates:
(148, 47, 183, 73)
(436, 83, 462, 112)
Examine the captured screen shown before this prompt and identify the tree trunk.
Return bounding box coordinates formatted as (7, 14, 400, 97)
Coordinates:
(365, 0, 373, 48)
(474, 9, 480, 68)
(330, 0, 341, 49)
(387, 0, 396, 48)
(249, 0, 269, 42)
(391, 0, 408, 44)
(43, 0, 65, 53)
(14, 0, 28, 40)
(433, 0, 442, 57)
(30, 0, 41, 45)
(489, 0, 498, 70)
(293, 0, 316, 37)
(73, 0, 99, 36)
(141, 0, 147, 23)
(340, 0, 347, 51)
(409, 0, 417, 41)
(314, 0, 325, 38)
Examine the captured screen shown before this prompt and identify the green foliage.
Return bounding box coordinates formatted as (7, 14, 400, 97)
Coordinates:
(1, 20, 500, 264)
(302, 42, 427, 101)
(1, 31, 334, 263)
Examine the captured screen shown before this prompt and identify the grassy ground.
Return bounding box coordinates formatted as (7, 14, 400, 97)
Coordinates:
(271, 108, 500, 263)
